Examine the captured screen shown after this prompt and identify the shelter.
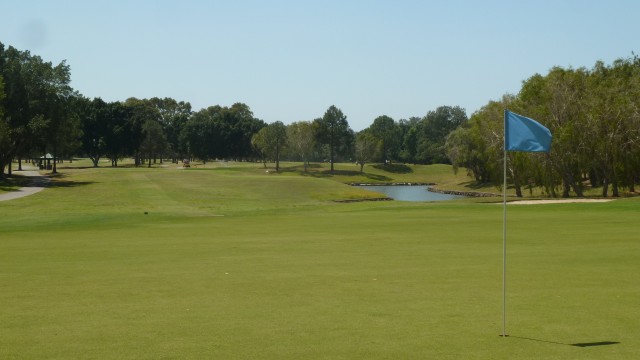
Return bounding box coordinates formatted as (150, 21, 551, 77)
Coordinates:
(38, 153, 54, 170)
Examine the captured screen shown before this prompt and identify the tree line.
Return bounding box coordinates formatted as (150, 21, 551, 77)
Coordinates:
(0, 42, 468, 178)
(3, 41, 639, 198)
(445, 56, 640, 197)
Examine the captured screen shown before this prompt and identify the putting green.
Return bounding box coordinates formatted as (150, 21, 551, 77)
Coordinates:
(0, 161, 638, 359)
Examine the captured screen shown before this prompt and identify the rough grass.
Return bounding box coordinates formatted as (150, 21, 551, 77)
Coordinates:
(0, 160, 638, 359)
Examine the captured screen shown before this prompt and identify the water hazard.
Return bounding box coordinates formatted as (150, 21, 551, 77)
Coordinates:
(359, 185, 465, 202)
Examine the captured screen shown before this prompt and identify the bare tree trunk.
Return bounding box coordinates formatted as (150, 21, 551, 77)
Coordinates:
(52, 144, 58, 174)
(330, 143, 335, 173)
(509, 165, 523, 197)
(571, 183, 584, 197)
(514, 182, 522, 198)
(562, 176, 571, 198)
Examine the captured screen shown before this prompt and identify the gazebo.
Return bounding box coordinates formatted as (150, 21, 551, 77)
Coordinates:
(38, 153, 54, 170)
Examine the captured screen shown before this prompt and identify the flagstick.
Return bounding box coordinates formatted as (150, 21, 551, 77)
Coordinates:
(502, 110, 508, 337)
(501, 109, 551, 338)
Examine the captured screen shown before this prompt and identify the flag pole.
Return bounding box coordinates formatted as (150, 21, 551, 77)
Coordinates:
(502, 109, 508, 337)
(501, 109, 551, 337)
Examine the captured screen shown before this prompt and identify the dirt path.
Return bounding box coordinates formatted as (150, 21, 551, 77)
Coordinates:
(0, 168, 48, 202)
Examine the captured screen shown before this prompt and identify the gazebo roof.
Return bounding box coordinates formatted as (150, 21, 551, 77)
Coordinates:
(40, 153, 53, 159)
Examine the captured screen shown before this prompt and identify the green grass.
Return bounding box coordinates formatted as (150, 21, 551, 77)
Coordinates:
(1, 160, 639, 359)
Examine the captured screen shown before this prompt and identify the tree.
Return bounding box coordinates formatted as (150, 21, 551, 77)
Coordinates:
(103, 101, 130, 167)
(0, 74, 4, 120)
(0, 44, 41, 177)
(0, 46, 81, 175)
(140, 119, 167, 167)
(416, 106, 467, 164)
(445, 98, 507, 186)
(224, 103, 265, 161)
(77, 97, 109, 167)
(124, 98, 162, 166)
(397, 117, 420, 163)
(369, 115, 400, 163)
(584, 60, 638, 197)
(250, 127, 268, 168)
(315, 105, 351, 173)
(286, 121, 315, 172)
(148, 97, 192, 163)
(445, 57, 640, 198)
(355, 130, 380, 173)
(251, 121, 287, 171)
(180, 103, 265, 162)
(181, 108, 218, 162)
(0, 74, 7, 172)
(518, 67, 589, 197)
(51, 99, 82, 172)
(42, 61, 80, 174)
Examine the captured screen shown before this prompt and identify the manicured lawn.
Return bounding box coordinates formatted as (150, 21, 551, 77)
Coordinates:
(0, 161, 638, 359)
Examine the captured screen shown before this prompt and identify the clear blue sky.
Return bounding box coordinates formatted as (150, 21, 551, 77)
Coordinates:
(2, 0, 638, 130)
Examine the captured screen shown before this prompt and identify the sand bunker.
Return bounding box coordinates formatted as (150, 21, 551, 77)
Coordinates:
(508, 199, 613, 205)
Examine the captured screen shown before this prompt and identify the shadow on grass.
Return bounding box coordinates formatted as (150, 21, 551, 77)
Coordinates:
(48, 180, 96, 188)
(58, 166, 99, 170)
(372, 163, 413, 174)
(0, 177, 31, 191)
(318, 170, 392, 182)
(304, 163, 323, 169)
(364, 173, 392, 181)
(571, 341, 620, 348)
(278, 165, 313, 174)
(320, 169, 362, 176)
(48, 174, 96, 188)
(267, 164, 395, 182)
(271, 165, 395, 183)
(509, 336, 620, 348)
(55, 163, 142, 169)
(458, 180, 494, 190)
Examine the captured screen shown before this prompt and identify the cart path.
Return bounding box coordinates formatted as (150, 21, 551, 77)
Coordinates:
(0, 169, 49, 202)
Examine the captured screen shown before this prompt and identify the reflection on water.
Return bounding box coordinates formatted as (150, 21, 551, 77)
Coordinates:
(359, 185, 464, 202)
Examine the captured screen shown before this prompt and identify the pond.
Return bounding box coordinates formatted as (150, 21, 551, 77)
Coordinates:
(359, 185, 465, 202)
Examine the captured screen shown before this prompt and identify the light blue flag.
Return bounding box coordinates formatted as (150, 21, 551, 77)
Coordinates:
(505, 110, 552, 152)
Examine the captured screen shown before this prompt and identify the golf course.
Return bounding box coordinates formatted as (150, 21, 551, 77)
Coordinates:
(1, 160, 638, 359)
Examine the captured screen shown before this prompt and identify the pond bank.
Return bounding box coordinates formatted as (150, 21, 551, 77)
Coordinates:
(427, 187, 503, 198)
(349, 182, 435, 186)
(349, 182, 503, 198)
(334, 197, 392, 203)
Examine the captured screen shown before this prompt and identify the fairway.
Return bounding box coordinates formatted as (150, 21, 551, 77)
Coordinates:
(1, 162, 638, 359)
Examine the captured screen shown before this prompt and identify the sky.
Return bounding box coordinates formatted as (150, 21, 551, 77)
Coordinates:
(2, 0, 639, 130)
